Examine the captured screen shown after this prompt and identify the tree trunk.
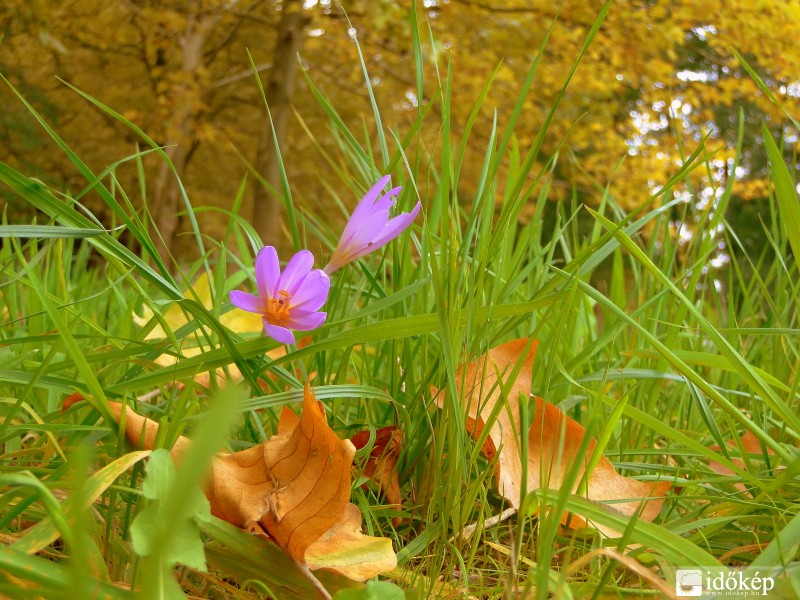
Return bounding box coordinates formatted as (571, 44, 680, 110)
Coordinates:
(152, 15, 212, 264)
(251, 0, 308, 246)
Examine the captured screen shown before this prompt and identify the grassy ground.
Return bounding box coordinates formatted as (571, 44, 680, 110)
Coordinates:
(1, 5, 799, 599)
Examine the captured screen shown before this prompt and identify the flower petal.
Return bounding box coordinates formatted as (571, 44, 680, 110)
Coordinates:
(324, 210, 390, 273)
(345, 207, 392, 249)
(370, 201, 421, 248)
(278, 250, 315, 296)
(323, 247, 350, 274)
(265, 322, 296, 345)
(338, 212, 382, 253)
(370, 186, 402, 216)
(339, 186, 400, 249)
(324, 177, 416, 273)
(291, 270, 331, 312)
(288, 310, 327, 331)
(230, 291, 265, 314)
(255, 246, 280, 298)
(349, 175, 392, 224)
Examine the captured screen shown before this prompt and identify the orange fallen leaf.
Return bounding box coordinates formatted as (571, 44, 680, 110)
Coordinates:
(277, 404, 301, 433)
(350, 426, 404, 509)
(64, 393, 192, 461)
(76, 384, 396, 580)
(305, 503, 397, 580)
(116, 402, 193, 460)
(63, 392, 86, 411)
(257, 386, 355, 563)
(434, 338, 669, 537)
(708, 430, 775, 496)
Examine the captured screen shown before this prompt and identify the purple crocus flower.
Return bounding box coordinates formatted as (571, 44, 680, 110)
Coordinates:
(230, 246, 330, 345)
(324, 175, 421, 273)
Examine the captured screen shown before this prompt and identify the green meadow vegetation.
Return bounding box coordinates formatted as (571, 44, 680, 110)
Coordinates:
(1, 3, 799, 599)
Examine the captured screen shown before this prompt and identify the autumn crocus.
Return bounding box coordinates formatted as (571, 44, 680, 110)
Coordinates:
(324, 175, 421, 273)
(230, 246, 330, 345)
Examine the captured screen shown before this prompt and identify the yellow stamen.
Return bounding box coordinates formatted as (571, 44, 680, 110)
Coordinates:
(267, 289, 292, 324)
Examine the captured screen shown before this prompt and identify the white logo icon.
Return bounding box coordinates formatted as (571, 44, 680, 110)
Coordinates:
(676, 569, 703, 597)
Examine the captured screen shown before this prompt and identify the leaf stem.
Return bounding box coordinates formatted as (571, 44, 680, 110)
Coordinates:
(295, 559, 332, 600)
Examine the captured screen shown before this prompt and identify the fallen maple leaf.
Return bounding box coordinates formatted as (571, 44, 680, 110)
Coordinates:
(78, 384, 396, 581)
(258, 386, 355, 563)
(305, 503, 397, 580)
(433, 338, 670, 537)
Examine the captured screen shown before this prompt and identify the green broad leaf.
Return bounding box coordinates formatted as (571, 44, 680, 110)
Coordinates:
(333, 580, 408, 600)
(130, 504, 159, 557)
(167, 522, 208, 573)
(130, 449, 210, 572)
(154, 572, 188, 600)
(135, 388, 241, 600)
(130, 503, 206, 572)
(140, 449, 174, 501)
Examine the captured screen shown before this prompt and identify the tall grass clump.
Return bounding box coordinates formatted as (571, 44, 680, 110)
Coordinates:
(1, 3, 799, 599)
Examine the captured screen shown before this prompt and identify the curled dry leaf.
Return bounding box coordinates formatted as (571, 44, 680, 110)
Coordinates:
(350, 426, 404, 508)
(708, 430, 775, 497)
(433, 338, 670, 537)
(76, 384, 396, 580)
(64, 393, 192, 461)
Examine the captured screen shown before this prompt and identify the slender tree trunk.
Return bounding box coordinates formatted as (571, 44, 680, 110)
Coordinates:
(252, 0, 308, 245)
(152, 15, 212, 263)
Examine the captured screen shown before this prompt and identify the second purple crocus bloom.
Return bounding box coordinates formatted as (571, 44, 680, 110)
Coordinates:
(230, 246, 330, 345)
(324, 175, 421, 273)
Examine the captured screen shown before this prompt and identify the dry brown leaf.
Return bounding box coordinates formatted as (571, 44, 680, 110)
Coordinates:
(111, 401, 193, 461)
(305, 503, 398, 580)
(277, 405, 301, 434)
(76, 385, 396, 577)
(708, 430, 775, 496)
(434, 338, 670, 537)
(206, 444, 272, 526)
(258, 385, 356, 562)
(64, 393, 192, 461)
(350, 426, 404, 508)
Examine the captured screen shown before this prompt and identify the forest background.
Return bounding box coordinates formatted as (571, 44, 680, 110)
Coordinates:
(2, 1, 800, 598)
(2, 0, 799, 266)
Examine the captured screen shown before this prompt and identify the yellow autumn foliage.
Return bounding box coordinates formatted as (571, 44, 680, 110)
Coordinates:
(1, 0, 797, 250)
